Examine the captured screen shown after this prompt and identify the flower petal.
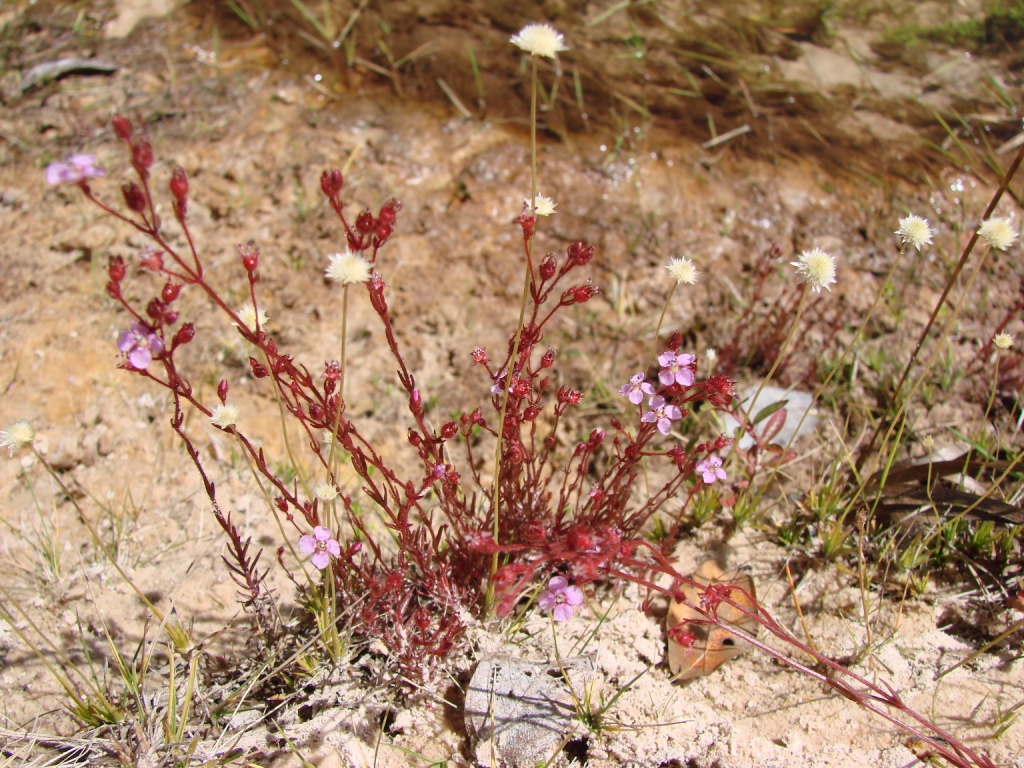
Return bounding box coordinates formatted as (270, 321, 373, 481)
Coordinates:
(548, 575, 569, 592)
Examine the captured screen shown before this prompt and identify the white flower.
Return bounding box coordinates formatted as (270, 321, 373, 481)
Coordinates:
(510, 23, 568, 59)
(978, 218, 1017, 251)
(210, 404, 239, 429)
(665, 256, 699, 285)
(313, 481, 339, 503)
(895, 215, 934, 251)
(1, 421, 35, 455)
(994, 332, 1015, 350)
(325, 248, 372, 285)
(791, 247, 837, 293)
(525, 194, 556, 216)
(236, 303, 268, 332)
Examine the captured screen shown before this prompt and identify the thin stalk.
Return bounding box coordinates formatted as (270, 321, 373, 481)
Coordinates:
(326, 283, 350, 530)
(733, 286, 810, 455)
(858, 143, 1024, 471)
(486, 56, 540, 614)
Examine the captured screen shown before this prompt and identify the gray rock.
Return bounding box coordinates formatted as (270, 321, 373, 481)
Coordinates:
(464, 654, 595, 767)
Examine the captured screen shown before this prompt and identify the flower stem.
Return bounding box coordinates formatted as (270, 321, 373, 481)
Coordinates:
(486, 56, 540, 616)
(733, 286, 810, 453)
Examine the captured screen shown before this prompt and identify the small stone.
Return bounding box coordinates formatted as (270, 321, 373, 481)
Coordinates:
(464, 654, 595, 767)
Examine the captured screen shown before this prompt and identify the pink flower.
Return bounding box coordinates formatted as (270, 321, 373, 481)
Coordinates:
(696, 456, 726, 484)
(45, 154, 105, 185)
(618, 372, 655, 404)
(658, 351, 695, 387)
(641, 395, 682, 435)
(299, 526, 341, 570)
(538, 576, 584, 622)
(117, 320, 164, 369)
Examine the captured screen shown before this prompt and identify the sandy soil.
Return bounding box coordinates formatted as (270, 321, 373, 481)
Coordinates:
(1, 1, 1023, 766)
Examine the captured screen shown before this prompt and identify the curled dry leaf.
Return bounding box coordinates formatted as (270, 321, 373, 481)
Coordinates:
(667, 560, 758, 681)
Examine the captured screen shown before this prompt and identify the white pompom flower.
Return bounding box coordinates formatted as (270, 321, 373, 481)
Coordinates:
(665, 256, 699, 285)
(525, 194, 557, 216)
(993, 332, 1014, 350)
(510, 23, 568, 59)
(791, 247, 837, 293)
(978, 218, 1017, 251)
(1, 420, 35, 455)
(325, 248, 372, 285)
(895, 215, 934, 251)
(210, 404, 240, 429)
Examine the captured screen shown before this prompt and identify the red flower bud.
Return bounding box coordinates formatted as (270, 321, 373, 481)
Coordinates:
(275, 496, 288, 512)
(249, 357, 268, 378)
(132, 139, 154, 170)
(108, 256, 127, 283)
(112, 115, 133, 141)
(105, 281, 121, 299)
(471, 347, 487, 365)
(320, 169, 343, 197)
(557, 386, 582, 405)
(540, 348, 555, 368)
(161, 282, 182, 303)
(572, 283, 598, 304)
(412, 608, 431, 630)
(518, 212, 535, 239)
(539, 254, 556, 280)
(523, 405, 540, 421)
(668, 624, 697, 648)
(172, 322, 195, 347)
(441, 421, 458, 439)
(567, 241, 594, 266)
(121, 182, 146, 213)
(217, 379, 229, 405)
(237, 241, 259, 272)
(169, 167, 188, 200)
(668, 331, 682, 351)
(374, 221, 393, 244)
(356, 210, 374, 233)
(378, 198, 401, 224)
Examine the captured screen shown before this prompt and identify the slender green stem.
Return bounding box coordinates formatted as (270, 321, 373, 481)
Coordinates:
(750, 244, 909, 510)
(733, 286, 810, 453)
(645, 283, 676, 373)
(325, 284, 350, 530)
(261, 346, 313, 502)
(864, 245, 993, 496)
(486, 57, 539, 615)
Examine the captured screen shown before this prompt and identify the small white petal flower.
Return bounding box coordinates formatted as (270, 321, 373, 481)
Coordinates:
(1, 421, 35, 455)
(313, 481, 339, 502)
(210, 404, 239, 429)
(895, 215, 934, 251)
(236, 303, 268, 332)
(994, 332, 1015, 350)
(978, 218, 1017, 251)
(325, 248, 372, 285)
(791, 247, 837, 293)
(525, 194, 557, 216)
(665, 256, 699, 285)
(510, 23, 568, 58)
